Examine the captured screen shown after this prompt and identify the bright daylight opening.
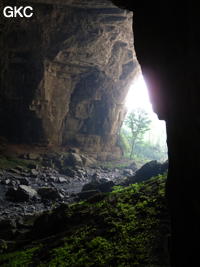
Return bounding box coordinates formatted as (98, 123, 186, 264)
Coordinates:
(121, 72, 168, 163)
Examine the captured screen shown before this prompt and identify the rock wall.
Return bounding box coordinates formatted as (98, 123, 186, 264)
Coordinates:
(0, 0, 137, 160)
(111, 1, 200, 266)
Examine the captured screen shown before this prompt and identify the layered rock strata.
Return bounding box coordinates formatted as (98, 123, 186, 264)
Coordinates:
(0, 0, 137, 160)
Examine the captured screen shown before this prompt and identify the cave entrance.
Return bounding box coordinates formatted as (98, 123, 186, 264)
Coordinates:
(120, 71, 168, 164)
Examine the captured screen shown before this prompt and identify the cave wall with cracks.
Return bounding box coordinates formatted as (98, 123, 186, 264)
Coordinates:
(0, 0, 137, 160)
(3, 1, 200, 264)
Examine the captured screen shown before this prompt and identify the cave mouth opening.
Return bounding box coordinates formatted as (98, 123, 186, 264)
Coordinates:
(121, 71, 168, 163)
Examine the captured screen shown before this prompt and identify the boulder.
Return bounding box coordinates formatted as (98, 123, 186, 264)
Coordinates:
(98, 181, 115, 193)
(128, 160, 168, 184)
(82, 179, 114, 193)
(17, 177, 29, 186)
(68, 153, 83, 167)
(6, 185, 37, 202)
(82, 182, 99, 191)
(38, 187, 62, 200)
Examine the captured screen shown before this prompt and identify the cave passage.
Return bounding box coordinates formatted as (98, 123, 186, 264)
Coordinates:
(122, 72, 168, 162)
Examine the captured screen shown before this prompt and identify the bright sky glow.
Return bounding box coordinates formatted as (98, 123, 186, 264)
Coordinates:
(125, 74, 167, 155)
(125, 74, 152, 113)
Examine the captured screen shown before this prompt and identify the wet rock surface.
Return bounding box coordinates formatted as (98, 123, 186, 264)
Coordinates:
(0, 162, 136, 223)
(0, 157, 168, 241)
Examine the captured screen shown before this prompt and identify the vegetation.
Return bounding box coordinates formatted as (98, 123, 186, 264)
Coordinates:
(0, 174, 170, 266)
(0, 247, 40, 267)
(124, 108, 151, 159)
(134, 141, 167, 162)
(120, 109, 167, 162)
(0, 155, 38, 170)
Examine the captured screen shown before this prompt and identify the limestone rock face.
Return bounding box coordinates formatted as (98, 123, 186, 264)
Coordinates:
(0, 0, 137, 159)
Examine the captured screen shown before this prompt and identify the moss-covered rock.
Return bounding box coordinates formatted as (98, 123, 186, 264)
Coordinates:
(0, 174, 170, 266)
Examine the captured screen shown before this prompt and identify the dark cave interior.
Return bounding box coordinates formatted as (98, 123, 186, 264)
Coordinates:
(1, 0, 200, 266)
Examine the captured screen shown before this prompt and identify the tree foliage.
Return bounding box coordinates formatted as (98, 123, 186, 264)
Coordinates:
(120, 109, 167, 162)
(124, 108, 151, 159)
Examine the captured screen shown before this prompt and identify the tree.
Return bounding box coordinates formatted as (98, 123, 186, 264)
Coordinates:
(124, 108, 151, 159)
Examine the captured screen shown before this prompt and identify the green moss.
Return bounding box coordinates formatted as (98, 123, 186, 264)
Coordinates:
(0, 174, 170, 266)
(0, 247, 40, 267)
(0, 155, 39, 170)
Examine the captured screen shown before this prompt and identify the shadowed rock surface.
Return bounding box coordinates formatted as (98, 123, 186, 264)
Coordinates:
(0, 0, 137, 160)
(126, 160, 168, 185)
(0, 154, 139, 225)
(0, 173, 170, 266)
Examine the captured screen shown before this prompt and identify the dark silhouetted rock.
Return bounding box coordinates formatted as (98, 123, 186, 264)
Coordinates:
(17, 177, 29, 186)
(127, 160, 168, 184)
(38, 187, 62, 200)
(82, 179, 114, 193)
(98, 181, 115, 192)
(6, 185, 37, 202)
